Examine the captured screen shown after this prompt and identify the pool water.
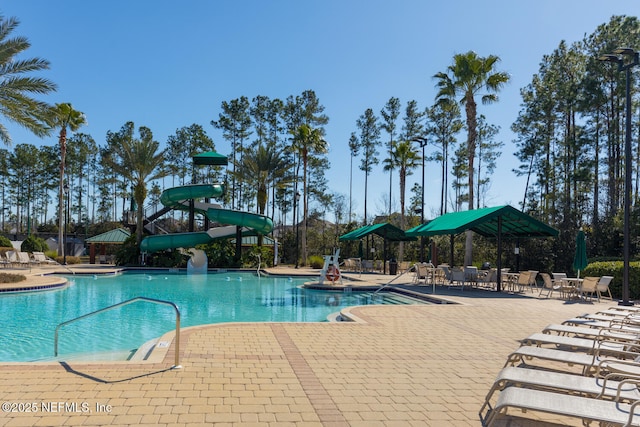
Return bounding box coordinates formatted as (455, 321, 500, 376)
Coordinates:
(0, 271, 424, 362)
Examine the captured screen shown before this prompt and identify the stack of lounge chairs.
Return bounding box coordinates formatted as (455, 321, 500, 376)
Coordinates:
(481, 305, 640, 426)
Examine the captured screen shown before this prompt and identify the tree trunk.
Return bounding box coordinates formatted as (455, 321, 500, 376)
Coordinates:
(464, 96, 477, 267)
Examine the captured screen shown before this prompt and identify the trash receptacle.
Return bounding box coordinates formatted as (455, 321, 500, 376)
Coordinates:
(389, 259, 398, 275)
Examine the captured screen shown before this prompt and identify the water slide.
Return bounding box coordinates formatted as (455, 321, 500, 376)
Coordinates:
(140, 184, 273, 253)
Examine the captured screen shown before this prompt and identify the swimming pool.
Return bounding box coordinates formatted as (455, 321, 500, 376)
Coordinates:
(0, 271, 426, 362)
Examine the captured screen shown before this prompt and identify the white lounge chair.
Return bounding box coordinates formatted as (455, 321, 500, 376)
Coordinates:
(521, 332, 636, 358)
(542, 323, 640, 340)
(480, 366, 640, 419)
(482, 384, 640, 426)
(32, 251, 58, 266)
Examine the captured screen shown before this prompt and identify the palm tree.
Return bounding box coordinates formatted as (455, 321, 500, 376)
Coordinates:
(236, 143, 292, 216)
(383, 140, 421, 261)
(290, 124, 328, 264)
(50, 103, 85, 257)
(0, 16, 57, 145)
(433, 51, 509, 264)
(104, 122, 166, 248)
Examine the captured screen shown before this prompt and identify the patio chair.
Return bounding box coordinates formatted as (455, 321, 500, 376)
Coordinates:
(577, 276, 600, 301)
(538, 273, 562, 298)
(482, 384, 640, 427)
(480, 366, 640, 420)
(597, 276, 614, 302)
(464, 266, 478, 288)
(448, 267, 466, 290)
(513, 270, 530, 292)
(527, 270, 538, 292)
(476, 268, 497, 290)
(413, 263, 430, 285)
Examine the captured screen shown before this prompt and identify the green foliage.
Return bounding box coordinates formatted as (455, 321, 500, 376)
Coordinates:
(55, 256, 81, 264)
(20, 235, 48, 253)
(199, 239, 238, 268)
(0, 236, 12, 248)
(146, 250, 186, 268)
(241, 245, 273, 268)
(115, 234, 141, 266)
(308, 255, 324, 269)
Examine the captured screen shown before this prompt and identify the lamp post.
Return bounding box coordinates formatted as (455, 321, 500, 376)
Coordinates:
(599, 47, 639, 306)
(63, 183, 69, 265)
(294, 191, 300, 268)
(412, 137, 429, 262)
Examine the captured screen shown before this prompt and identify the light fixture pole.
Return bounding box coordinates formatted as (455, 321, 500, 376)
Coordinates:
(412, 137, 428, 262)
(63, 183, 69, 265)
(599, 47, 639, 306)
(294, 191, 300, 268)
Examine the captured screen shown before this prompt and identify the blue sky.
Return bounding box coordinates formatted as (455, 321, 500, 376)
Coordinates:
(2, 1, 639, 223)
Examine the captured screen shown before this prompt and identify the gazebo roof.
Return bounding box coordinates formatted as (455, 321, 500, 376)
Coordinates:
(193, 151, 229, 166)
(85, 228, 131, 244)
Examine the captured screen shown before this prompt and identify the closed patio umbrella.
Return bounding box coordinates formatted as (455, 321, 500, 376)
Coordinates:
(573, 230, 587, 278)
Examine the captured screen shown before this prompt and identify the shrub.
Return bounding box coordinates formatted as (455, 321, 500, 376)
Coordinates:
(0, 236, 12, 248)
(582, 261, 640, 300)
(241, 245, 274, 268)
(308, 255, 324, 269)
(21, 235, 48, 253)
(0, 273, 26, 283)
(55, 255, 81, 265)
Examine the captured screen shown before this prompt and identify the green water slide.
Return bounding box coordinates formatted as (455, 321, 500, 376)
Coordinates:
(140, 184, 273, 253)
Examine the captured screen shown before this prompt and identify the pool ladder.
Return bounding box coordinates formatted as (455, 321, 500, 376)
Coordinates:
(54, 297, 182, 369)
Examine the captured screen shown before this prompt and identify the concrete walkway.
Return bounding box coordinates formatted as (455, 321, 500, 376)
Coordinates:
(0, 265, 619, 426)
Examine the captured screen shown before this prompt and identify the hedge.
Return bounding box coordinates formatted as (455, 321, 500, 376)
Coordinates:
(582, 261, 640, 301)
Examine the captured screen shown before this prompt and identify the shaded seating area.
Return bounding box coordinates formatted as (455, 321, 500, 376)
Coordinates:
(85, 228, 131, 264)
(338, 222, 416, 274)
(406, 205, 558, 292)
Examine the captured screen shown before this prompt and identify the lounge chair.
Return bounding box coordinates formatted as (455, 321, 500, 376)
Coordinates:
(482, 384, 640, 426)
(5, 250, 19, 267)
(32, 251, 58, 266)
(521, 332, 636, 357)
(503, 345, 604, 373)
(480, 366, 640, 419)
(542, 323, 640, 340)
(597, 276, 614, 302)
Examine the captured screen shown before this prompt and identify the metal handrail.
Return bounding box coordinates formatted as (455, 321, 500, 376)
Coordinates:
(373, 268, 412, 294)
(54, 297, 182, 368)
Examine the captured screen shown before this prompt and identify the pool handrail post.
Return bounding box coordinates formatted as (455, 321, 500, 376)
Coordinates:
(54, 296, 181, 368)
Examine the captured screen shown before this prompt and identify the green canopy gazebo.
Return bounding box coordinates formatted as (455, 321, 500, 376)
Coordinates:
(339, 222, 416, 274)
(406, 205, 558, 291)
(85, 228, 131, 264)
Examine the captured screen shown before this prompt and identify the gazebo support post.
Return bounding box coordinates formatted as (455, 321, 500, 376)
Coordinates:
(449, 234, 454, 266)
(496, 216, 503, 292)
